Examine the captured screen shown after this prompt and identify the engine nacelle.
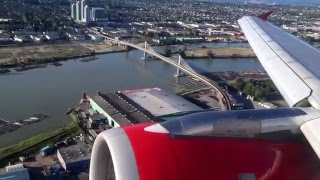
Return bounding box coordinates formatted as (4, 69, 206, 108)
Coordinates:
(90, 128, 139, 180)
(90, 108, 320, 180)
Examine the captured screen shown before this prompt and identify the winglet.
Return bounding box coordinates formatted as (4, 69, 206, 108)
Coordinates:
(258, 11, 273, 21)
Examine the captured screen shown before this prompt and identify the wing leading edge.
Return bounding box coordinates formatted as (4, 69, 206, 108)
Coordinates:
(238, 15, 320, 159)
(301, 119, 320, 159)
(238, 16, 320, 109)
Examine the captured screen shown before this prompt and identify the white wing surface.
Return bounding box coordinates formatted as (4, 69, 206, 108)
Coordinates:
(301, 118, 320, 159)
(238, 16, 320, 109)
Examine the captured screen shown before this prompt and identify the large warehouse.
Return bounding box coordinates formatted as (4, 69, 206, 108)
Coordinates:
(88, 87, 203, 128)
(121, 87, 203, 117)
(0, 164, 30, 180)
(57, 142, 91, 171)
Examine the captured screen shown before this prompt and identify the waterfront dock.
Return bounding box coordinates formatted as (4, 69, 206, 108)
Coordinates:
(0, 114, 47, 135)
(0, 117, 9, 125)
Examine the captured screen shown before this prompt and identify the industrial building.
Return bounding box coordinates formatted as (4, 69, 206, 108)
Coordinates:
(84, 5, 90, 23)
(40, 146, 54, 156)
(85, 34, 105, 41)
(90, 8, 108, 22)
(89, 91, 153, 128)
(88, 113, 108, 129)
(70, 0, 108, 23)
(109, 0, 125, 7)
(122, 87, 203, 117)
(176, 37, 205, 43)
(57, 142, 91, 171)
(87, 87, 203, 128)
(0, 164, 30, 180)
(75, 0, 81, 22)
(71, 3, 76, 19)
(80, 0, 85, 22)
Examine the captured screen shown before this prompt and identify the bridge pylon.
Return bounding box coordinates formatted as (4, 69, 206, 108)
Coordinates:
(174, 55, 184, 77)
(142, 41, 148, 60)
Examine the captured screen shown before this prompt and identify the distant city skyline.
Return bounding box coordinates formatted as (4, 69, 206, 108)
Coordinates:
(198, 0, 320, 6)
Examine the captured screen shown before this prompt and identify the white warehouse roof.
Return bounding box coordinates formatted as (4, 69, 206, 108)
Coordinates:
(121, 87, 203, 117)
(6, 164, 24, 172)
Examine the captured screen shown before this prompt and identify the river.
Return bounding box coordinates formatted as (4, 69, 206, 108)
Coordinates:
(0, 46, 264, 148)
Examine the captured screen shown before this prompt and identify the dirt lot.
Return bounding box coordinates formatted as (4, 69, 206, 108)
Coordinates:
(0, 154, 58, 173)
(80, 42, 126, 53)
(185, 47, 256, 58)
(23, 154, 58, 168)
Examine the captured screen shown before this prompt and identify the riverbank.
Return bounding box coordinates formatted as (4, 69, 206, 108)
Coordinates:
(0, 118, 79, 165)
(0, 41, 128, 68)
(184, 47, 256, 58)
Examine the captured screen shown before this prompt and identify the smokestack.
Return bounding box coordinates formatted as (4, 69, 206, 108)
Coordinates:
(83, 92, 88, 101)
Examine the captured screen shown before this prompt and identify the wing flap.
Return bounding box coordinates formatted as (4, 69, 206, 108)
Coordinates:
(238, 16, 312, 106)
(301, 119, 320, 159)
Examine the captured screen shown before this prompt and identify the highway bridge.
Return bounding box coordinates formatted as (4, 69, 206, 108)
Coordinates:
(87, 28, 232, 110)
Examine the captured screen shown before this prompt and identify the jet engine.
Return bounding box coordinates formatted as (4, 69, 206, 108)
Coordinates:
(90, 108, 320, 180)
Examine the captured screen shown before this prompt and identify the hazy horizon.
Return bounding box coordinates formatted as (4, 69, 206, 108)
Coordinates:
(198, 0, 320, 6)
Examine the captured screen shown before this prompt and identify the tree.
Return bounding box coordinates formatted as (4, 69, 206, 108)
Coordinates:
(9, 33, 15, 39)
(206, 50, 214, 59)
(146, 32, 156, 38)
(164, 47, 172, 57)
(243, 83, 254, 96)
(20, 14, 28, 24)
(192, 29, 199, 36)
(305, 36, 316, 42)
(182, 45, 187, 51)
(244, 78, 254, 84)
(229, 78, 245, 91)
(254, 87, 266, 101)
(189, 29, 199, 36)
(179, 50, 186, 58)
(265, 80, 277, 93)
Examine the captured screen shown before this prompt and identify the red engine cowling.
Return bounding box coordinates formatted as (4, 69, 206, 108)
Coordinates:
(90, 124, 320, 180)
(90, 109, 320, 180)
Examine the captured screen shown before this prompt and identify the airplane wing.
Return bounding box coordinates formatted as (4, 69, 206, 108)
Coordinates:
(301, 119, 320, 159)
(238, 14, 320, 159)
(238, 15, 320, 109)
